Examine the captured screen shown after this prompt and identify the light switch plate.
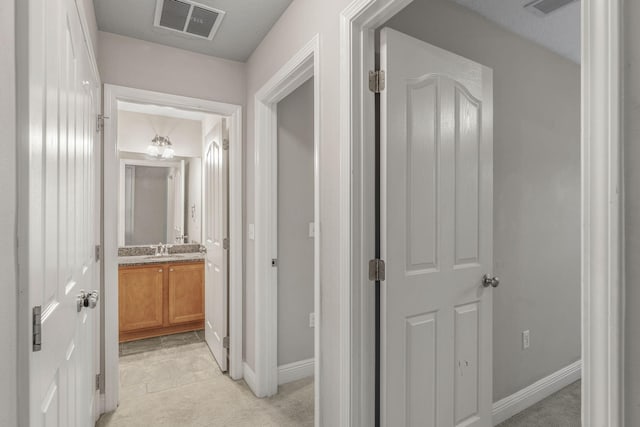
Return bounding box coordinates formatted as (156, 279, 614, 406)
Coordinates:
(308, 222, 315, 238)
(248, 224, 255, 240)
(309, 312, 315, 328)
(522, 330, 530, 350)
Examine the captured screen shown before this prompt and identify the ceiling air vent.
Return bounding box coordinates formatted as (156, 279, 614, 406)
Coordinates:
(524, 0, 579, 16)
(154, 0, 225, 40)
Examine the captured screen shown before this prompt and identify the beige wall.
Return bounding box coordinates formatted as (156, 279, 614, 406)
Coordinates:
(626, 0, 640, 423)
(385, 0, 581, 402)
(277, 78, 315, 366)
(1, 0, 17, 424)
(98, 32, 246, 107)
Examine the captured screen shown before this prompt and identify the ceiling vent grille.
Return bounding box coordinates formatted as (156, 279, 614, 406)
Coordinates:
(154, 0, 225, 40)
(524, 0, 579, 16)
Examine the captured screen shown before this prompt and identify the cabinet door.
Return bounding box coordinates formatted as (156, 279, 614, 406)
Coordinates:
(168, 263, 205, 324)
(119, 265, 165, 332)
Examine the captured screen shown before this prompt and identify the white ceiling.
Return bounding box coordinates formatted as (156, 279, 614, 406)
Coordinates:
(118, 100, 218, 122)
(93, 0, 293, 62)
(452, 0, 580, 63)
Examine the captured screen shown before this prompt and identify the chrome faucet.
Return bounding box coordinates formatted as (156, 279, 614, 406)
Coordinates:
(153, 243, 172, 257)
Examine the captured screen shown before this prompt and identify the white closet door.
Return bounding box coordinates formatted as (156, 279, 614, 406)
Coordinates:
(380, 27, 494, 427)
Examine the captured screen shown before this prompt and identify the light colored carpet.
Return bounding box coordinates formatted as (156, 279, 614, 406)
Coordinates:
(97, 342, 314, 427)
(497, 380, 581, 427)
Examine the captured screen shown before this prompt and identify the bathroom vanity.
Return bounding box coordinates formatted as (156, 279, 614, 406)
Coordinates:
(118, 249, 205, 342)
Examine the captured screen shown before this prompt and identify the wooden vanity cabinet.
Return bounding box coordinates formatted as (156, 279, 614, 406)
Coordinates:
(118, 261, 204, 342)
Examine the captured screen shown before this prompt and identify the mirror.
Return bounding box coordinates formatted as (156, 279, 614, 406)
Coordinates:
(116, 102, 218, 247)
(120, 157, 202, 246)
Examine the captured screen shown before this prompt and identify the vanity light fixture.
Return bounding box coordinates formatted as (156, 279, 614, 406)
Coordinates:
(146, 135, 175, 159)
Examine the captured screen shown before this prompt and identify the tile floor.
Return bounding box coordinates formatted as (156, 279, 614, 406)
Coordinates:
(99, 334, 314, 427)
(497, 380, 581, 427)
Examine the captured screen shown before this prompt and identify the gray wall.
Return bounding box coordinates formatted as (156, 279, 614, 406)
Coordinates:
(1, 0, 17, 425)
(386, 0, 581, 401)
(626, 1, 640, 423)
(277, 78, 315, 366)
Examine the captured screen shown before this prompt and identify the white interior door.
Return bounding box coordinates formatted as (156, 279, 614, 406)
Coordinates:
(204, 121, 229, 371)
(380, 28, 493, 427)
(26, 0, 101, 425)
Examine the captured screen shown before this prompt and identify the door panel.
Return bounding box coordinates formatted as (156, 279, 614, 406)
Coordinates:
(380, 28, 493, 427)
(204, 120, 229, 371)
(27, 0, 100, 425)
(168, 263, 205, 324)
(119, 266, 164, 332)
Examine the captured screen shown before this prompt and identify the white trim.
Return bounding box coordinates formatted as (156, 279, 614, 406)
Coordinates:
(102, 84, 243, 412)
(253, 36, 321, 427)
(492, 360, 582, 426)
(339, 1, 413, 425)
(243, 362, 258, 395)
(278, 358, 315, 386)
(340, 0, 624, 426)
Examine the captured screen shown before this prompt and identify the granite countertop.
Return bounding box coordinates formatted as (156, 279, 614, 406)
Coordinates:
(118, 252, 205, 267)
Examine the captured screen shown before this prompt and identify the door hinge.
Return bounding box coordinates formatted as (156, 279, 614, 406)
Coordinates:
(271, 258, 278, 267)
(369, 258, 386, 281)
(33, 306, 42, 352)
(96, 373, 102, 391)
(369, 70, 385, 93)
(223, 138, 229, 150)
(223, 238, 229, 250)
(96, 114, 109, 133)
(223, 336, 230, 349)
(95, 244, 101, 262)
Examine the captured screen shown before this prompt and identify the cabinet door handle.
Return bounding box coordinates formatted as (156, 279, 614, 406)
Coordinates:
(158, 269, 163, 273)
(170, 268, 174, 272)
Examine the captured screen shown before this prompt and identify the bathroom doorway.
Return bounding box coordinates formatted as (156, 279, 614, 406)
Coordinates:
(101, 85, 243, 412)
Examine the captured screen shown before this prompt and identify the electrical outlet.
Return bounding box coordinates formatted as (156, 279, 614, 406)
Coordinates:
(522, 330, 530, 350)
(309, 312, 315, 328)
(248, 224, 255, 240)
(308, 222, 315, 238)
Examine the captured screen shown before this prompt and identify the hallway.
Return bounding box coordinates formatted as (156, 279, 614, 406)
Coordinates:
(97, 337, 313, 427)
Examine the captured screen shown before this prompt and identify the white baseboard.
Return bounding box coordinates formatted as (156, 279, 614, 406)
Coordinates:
(278, 358, 315, 385)
(492, 360, 582, 426)
(243, 362, 258, 396)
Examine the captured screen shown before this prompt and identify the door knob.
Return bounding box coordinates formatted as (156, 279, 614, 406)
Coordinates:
(86, 290, 99, 309)
(77, 290, 100, 311)
(482, 274, 500, 288)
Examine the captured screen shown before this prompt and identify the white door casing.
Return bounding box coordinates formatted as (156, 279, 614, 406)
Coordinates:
(204, 120, 229, 371)
(23, 0, 101, 425)
(380, 28, 493, 426)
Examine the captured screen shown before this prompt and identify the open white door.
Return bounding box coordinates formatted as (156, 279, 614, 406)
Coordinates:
(380, 28, 493, 427)
(24, 0, 101, 425)
(204, 120, 229, 371)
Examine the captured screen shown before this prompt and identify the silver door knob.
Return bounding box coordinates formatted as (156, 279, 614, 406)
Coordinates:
(482, 274, 500, 288)
(87, 290, 99, 309)
(77, 291, 87, 312)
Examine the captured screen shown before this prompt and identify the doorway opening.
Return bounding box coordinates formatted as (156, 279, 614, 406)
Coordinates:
(341, 0, 622, 425)
(252, 35, 320, 427)
(101, 85, 243, 414)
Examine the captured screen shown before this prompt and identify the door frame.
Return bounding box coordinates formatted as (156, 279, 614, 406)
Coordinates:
(102, 84, 243, 412)
(252, 34, 320, 425)
(339, 0, 623, 426)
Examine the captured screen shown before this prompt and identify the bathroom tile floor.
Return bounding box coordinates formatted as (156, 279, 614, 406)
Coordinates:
(119, 330, 205, 356)
(99, 339, 314, 427)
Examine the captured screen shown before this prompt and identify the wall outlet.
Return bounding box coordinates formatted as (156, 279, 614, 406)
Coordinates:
(248, 224, 255, 240)
(308, 222, 315, 238)
(309, 312, 315, 328)
(522, 330, 531, 350)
